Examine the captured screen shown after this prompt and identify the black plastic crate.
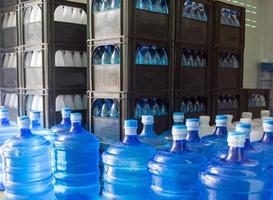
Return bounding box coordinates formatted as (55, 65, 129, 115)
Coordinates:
(0, 88, 19, 122)
(88, 37, 173, 93)
(0, 47, 21, 88)
(212, 1, 245, 48)
(20, 43, 87, 90)
(19, 88, 87, 128)
(176, 0, 212, 45)
(0, 0, 18, 9)
(88, 91, 172, 144)
(174, 42, 210, 90)
(211, 46, 243, 90)
(20, 0, 87, 46)
(0, 5, 18, 48)
(88, 0, 174, 41)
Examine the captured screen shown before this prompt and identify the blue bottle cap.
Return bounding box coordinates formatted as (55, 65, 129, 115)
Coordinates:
(172, 125, 187, 141)
(215, 115, 228, 120)
(61, 107, 72, 118)
(71, 113, 82, 123)
(235, 122, 251, 138)
(141, 115, 154, 125)
(227, 131, 246, 148)
(0, 108, 9, 119)
(124, 120, 138, 128)
(30, 111, 41, 121)
(186, 118, 199, 131)
(18, 116, 30, 129)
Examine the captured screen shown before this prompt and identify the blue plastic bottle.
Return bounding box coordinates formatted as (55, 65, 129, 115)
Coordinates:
(139, 115, 169, 150)
(51, 107, 72, 134)
(200, 131, 273, 199)
(149, 125, 207, 199)
(93, 47, 103, 65)
(101, 45, 112, 64)
(110, 101, 119, 118)
(1, 116, 54, 200)
(0, 108, 17, 191)
(101, 99, 111, 117)
(54, 113, 100, 200)
(102, 120, 155, 199)
(201, 115, 228, 152)
(111, 46, 120, 64)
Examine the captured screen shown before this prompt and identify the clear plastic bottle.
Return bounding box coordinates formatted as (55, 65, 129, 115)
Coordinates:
(102, 119, 155, 199)
(149, 125, 207, 199)
(54, 113, 100, 199)
(200, 131, 272, 199)
(51, 107, 72, 134)
(139, 115, 170, 150)
(101, 45, 112, 64)
(111, 46, 120, 64)
(2, 116, 54, 200)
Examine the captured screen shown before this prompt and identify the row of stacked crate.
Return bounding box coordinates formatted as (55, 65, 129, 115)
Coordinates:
(0, 0, 88, 127)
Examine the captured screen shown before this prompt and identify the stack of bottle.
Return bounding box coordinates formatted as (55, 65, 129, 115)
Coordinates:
(136, 0, 169, 14)
(54, 5, 87, 24)
(92, 45, 120, 65)
(219, 52, 240, 68)
(24, 50, 43, 68)
(55, 50, 87, 67)
(217, 95, 239, 110)
(221, 8, 241, 27)
(1, 12, 16, 30)
(92, 0, 121, 12)
(183, 0, 208, 22)
(3, 93, 18, 110)
(136, 45, 169, 65)
(180, 97, 206, 114)
(134, 98, 168, 119)
(248, 94, 267, 107)
(92, 99, 119, 118)
(182, 49, 207, 67)
(2, 53, 17, 69)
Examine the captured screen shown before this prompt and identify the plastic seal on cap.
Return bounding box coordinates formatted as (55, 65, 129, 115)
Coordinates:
(240, 118, 252, 124)
(172, 125, 187, 141)
(186, 118, 199, 131)
(261, 110, 270, 118)
(242, 112, 252, 119)
(18, 116, 30, 129)
(71, 113, 82, 123)
(61, 107, 72, 118)
(215, 115, 228, 127)
(30, 111, 41, 121)
(0, 108, 9, 119)
(263, 119, 273, 133)
(227, 131, 246, 148)
(124, 120, 138, 136)
(236, 122, 251, 138)
(141, 115, 154, 125)
(173, 112, 184, 123)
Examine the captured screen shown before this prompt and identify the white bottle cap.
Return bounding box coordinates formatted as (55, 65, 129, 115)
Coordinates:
(240, 118, 252, 124)
(186, 118, 199, 131)
(242, 112, 252, 120)
(71, 113, 82, 123)
(200, 116, 210, 126)
(61, 107, 71, 118)
(227, 131, 246, 148)
(261, 110, 270, 118)
(141, 115, 154, 125)
(215, 115, 228, 127)
(172, 125, 187, 141)
(0, 108, 9, 119)
(173, 112, 184, 123)
(124, 120, 138, 136)
(236, 122, 251, 139)
(30, 111, 41, 121)
(18, 116, 30, 129)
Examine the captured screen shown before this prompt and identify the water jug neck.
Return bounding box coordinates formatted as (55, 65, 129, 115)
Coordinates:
(186, 130, 200, 142)
(141, 124, 156, 137)
(70, 121, 82, 132)
(170, 140, 188, 153)
(261, 131, 273, 144)
(61, 117, 71, 125)
(214, 126, 228, 137)
(19, 128, 32, 137)
(122, 135, 141, 145)
(30, 119, 42, 129)
(224, 147, 246, 163)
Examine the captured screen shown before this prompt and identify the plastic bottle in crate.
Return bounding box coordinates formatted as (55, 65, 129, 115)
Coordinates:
(102, 119, 155, 199)
(200, 131, 272, 199)
(51, 108, 72, 134)
(149, 125, 207, 199)
(139, 115, 170, 150)
(1, 116, 54, 200)
(54, 113, 100, 199)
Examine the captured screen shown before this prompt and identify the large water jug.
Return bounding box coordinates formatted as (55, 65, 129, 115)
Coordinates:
(149, 125, 206, 199)
(1, 116, 54, 200)
(200, 131, 272, 199)
(0, 108, 17, 190)
(102, 119, 155, 199)
(51, 108, 72, 133)
(138, 115, 169, 150)
(54, 113, 100, 199)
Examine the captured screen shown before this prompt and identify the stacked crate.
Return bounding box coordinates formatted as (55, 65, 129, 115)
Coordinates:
(173, 0, 212, 119)
(210, 0, 245, 122)
(0, 1, 20, 121)
(88, 0, 175, 143)
(18, 0, 88, 127)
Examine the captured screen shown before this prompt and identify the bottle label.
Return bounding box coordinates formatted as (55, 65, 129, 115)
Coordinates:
(216, 119, 227, 127)
(186, 121, 199, 131)
(263, 123, 273, 132)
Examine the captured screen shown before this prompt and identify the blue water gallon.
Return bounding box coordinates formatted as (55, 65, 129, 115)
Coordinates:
(139, 115, 169, 150)
(1, 116, 54, 200)
(200, 131, 273, 199)
(51, 108, 71, 134)
(54, 113, 100, 199)
(102, 119, 155, 199)
(149, 125, 207, 199)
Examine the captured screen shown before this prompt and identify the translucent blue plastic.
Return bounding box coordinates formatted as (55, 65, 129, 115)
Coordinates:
(54, 113, 100, 200)
(139, 116, 170, 150)
(200, 131, 273, 199)
(101, 46, 112, 64)
(149, 125, 207, 200)
(102, 120, 155, 199)
(51, 108, 72, 134)
(111, 46, 120, 64)
(1, 116, 54, 200)
(0, 108, 18, 191)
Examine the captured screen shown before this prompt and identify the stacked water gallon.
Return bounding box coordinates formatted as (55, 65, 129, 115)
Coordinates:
(0, 1, 19, 122)
(20, 0, 88, 128)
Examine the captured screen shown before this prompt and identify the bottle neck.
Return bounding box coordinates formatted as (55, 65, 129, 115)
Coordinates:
(244, 138, 254, 150)
(18, 128, 32, 137)
(30, 120, 42, 129)
(261, 131, 273, 144)
(122, 135, 141, 145)
(0, 118, 10, 126)
(186, 130, 200, 142)
(70, 122, 82, 132)
(224, 146, 247, 163)
(61, 117, 71, 125)
(140, 124, 156, 137)
(214, 126, 228, 137)
(170, 140, 188, 153)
